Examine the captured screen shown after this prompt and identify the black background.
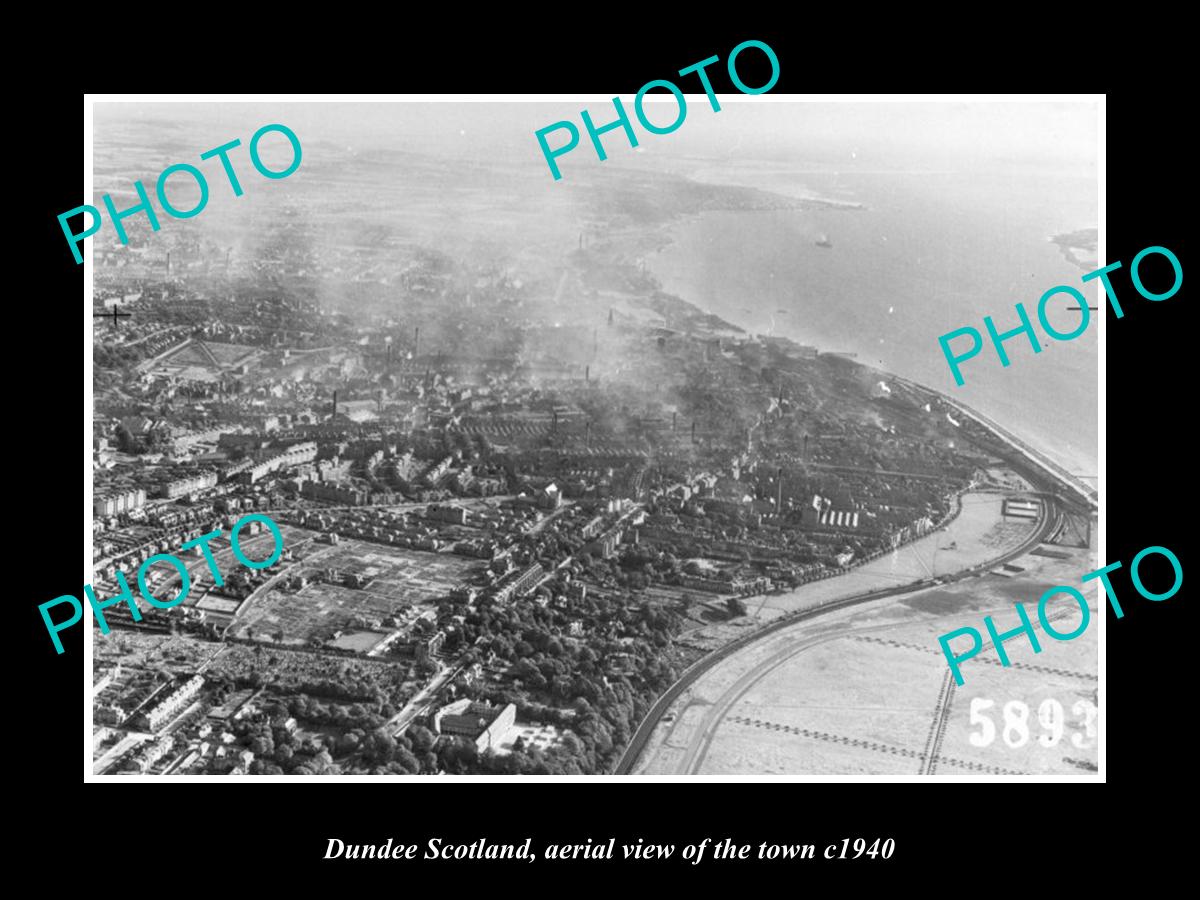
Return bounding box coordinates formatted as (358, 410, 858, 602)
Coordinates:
(21, 21, 1189, 886)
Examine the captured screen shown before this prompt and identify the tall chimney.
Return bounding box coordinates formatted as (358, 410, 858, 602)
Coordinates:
(166, 251, 171, 276)
(585, 421, 591, 447)
(331, 390, 338, 419)
(585, 365, 590, 383)
(803, 434, 809, 461)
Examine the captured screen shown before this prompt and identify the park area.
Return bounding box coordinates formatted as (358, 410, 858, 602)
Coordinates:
(230, 532, 484, 646)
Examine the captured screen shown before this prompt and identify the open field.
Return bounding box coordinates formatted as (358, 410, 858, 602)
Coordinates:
(634, 497, 1096, 776)
(195, 595, 241, 614)
(231, 535, 484, 645)
(328, 631, 389, 653)
(143, 523, 324, 609)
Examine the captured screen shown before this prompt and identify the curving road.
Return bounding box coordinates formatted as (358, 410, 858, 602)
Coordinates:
(614, 496, 1061, 773)
(676, 584, 1081, 776)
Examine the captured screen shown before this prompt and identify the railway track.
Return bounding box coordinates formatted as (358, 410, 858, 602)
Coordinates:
(614, 497, 1061, 774)
(916, 601, 1081, 775)
(919, 670, 957, 775)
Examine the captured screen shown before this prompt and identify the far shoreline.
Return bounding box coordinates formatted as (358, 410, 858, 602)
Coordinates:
(1049, 227, 1099, 272)
(635, 200, 1098, 493)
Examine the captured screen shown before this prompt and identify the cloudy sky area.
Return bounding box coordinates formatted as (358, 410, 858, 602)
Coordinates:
(96, 100, 1098, 180)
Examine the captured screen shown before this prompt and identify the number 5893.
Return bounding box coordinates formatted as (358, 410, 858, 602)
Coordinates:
(967, 698, 1097, 749)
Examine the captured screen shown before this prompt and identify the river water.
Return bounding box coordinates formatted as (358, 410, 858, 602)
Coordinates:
(649, 169, 1099, 479)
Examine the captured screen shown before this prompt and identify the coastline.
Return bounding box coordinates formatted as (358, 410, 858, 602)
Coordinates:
(1049, 227, 1099, 272)
(635, 195, 1097, 483)
(891, 374, 1097, 509)
(618, 489, 1064, 774)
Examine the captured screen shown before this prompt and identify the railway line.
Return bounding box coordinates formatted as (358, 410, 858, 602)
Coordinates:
(614, 495, 1062, 774)
(916, 601, 1080, 776)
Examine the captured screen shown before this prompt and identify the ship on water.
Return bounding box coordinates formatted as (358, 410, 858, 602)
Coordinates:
(815, 234, 833, 249)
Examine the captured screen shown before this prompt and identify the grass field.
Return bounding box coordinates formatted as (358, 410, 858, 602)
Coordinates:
(231, 535, 484, 646)
(328, 630, 389, 653)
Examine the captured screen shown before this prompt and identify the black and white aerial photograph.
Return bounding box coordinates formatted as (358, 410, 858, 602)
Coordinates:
(87, 98, 1100, 778)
